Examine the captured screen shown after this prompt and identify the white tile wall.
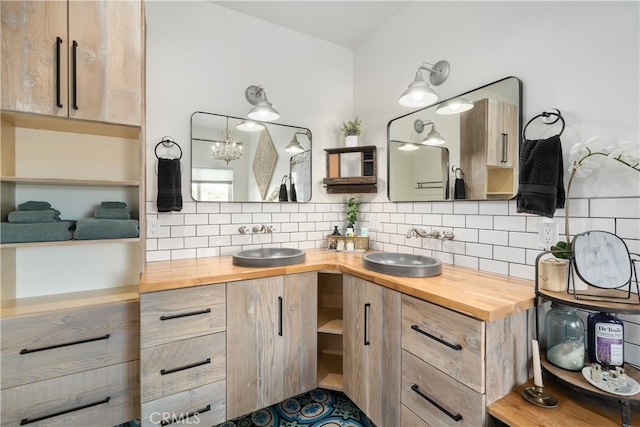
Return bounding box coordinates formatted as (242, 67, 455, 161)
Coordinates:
(146, 196, 640, 363)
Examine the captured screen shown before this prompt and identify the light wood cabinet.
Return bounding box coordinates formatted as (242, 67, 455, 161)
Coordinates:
(140, 283, 227, 427)
(0, 300, 140, 425)
(1, 0, 142, 126)
(460, 98, 519, 199)
(400, 294, 532, 426)
(226, 273, 318, 420)
(343, 274, 401, 427)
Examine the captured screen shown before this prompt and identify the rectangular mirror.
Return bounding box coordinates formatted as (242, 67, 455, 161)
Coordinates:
(387, 76, 522, 201)
(191, 112, 312, 202)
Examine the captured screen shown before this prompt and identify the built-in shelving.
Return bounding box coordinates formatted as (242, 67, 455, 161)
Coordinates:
(0, 237, 139, 249)
(1, 176, 139, 187)
(317, 272, 344, 391)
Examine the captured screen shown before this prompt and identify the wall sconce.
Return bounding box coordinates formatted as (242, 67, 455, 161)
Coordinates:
(245, 85, 280, 121)
(436, 97, 474, 115)
(398, 60, 450, 108)
(236, 120, 265, 132)
(285, 129, 310, 154)
(414, 119, 446, 145)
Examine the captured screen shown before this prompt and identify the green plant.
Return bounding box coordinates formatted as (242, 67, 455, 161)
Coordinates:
(345, 196, 360, 228)
(551, 137, 639, 259)
(341, 117, 363, 137)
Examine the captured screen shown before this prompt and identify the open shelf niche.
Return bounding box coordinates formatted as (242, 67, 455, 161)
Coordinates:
(317, 272, 344, 391)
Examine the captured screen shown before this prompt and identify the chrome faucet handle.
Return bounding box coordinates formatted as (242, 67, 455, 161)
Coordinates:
(265, 225, 275, 233)
(239, 226, 248, 234)
(252, 225, 263, 233)
(441, 231, 454, 240)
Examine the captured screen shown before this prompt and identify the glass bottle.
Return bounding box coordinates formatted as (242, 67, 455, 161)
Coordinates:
(587, 312, 624, 368)
(544, 303, 585, 371)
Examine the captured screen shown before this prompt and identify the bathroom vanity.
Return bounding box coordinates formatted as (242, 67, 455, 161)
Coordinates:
(139, 249, 536, 426)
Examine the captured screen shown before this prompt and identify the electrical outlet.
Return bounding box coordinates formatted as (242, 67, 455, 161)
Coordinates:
(538, 219, 558, 249)
(147, 218, 159, 237)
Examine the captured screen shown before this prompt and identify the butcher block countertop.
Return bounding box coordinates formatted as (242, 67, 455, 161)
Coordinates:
(140, 249, 535, 322)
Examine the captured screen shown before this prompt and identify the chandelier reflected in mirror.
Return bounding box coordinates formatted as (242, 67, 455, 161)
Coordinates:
(212, 117, 243, 164)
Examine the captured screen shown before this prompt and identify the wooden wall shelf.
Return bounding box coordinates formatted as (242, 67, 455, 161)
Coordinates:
(324, 145, 377, 194)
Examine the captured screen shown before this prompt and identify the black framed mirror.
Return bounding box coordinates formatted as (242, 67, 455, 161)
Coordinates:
(387, 76, 522, 201)
(191, 112, 312, 202)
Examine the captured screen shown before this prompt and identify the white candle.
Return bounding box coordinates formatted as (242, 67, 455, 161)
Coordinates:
(532, 339, 544, 388)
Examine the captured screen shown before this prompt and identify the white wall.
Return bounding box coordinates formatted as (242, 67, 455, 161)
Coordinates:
(355, 1, 639, 201)
(145, 0, 353, 208)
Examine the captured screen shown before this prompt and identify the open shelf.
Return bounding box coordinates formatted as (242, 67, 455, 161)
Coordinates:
(1, 237, 139, 249)
(540, 352, 640, 405)
(1, 176, 139, 187)
(318, 307, 343, 334)
(317, 272, 344, 391)
(318, 349, 343, 391)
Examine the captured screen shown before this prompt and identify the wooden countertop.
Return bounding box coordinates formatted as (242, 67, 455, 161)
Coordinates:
(140, 249, 535, 322)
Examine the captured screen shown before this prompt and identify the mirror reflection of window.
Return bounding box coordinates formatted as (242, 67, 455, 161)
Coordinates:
(191, 167, 233, 201)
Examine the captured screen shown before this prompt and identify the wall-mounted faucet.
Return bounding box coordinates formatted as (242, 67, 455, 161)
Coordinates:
(406, 227, 454, 240)
(239, 225, 248, 234)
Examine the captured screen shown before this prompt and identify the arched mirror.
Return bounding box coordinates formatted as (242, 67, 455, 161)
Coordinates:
(387, 76, 522, 201)
(191, 112, 312, 202)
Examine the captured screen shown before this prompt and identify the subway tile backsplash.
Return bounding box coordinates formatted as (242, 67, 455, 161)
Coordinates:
(146, 196, 640, 282)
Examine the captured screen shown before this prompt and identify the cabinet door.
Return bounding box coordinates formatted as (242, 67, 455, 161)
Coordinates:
(343, 275, 401, 427)
(68, 1, 142, 126)
(486, 99, 518, 168)
(282, 272, 318, 398)
(1, 1, 68, 116)
(226, 276, 283, 419)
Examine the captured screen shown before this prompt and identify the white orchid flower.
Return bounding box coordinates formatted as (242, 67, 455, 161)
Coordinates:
(571, 158, 600, 178)
(606, 140, 640, 164)
(568, 136, 599, 165)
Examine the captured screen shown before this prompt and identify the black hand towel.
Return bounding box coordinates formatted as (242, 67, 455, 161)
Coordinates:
(157, 158, 183, 212)
(278, 175, 288, 202)
(290, 176, 297, 202)
(516, 135, 565, 218)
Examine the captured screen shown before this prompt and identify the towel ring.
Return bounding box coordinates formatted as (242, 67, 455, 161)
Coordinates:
(154, 136, 183, 160)
(522, 110, 565, 141)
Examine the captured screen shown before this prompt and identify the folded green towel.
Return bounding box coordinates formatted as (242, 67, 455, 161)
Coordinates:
(0, 221, 74, 243)
(18, 201, 52, 211)
(94, 208, 130, 220)
(74, 218, 139, 240)
(8, 209, 61, 223)
(100, 201, 128, 209)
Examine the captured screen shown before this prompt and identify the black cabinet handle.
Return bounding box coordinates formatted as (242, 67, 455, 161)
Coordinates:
(21, 396, 110, 425)
(160, 405, 211, 426)
(411, 384, 462, 422)
(55, 36, 62, 108)
(501, 133, 508, 163)
(160, 358, 211, 375)
(364, 303, 371, 346)
(71, 40, 78, 110)
(160, 308, 211, 321)
(278, 296, 283, 337)
(20, 334, 110, 355)
(411, 324, 461, 350)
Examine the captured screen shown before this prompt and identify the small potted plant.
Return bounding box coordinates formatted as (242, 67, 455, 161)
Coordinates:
(345, 196, 360, 235)
(341, 116, 363, 147)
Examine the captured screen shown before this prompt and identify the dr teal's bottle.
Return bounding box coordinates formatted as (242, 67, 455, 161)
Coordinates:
(587, 312, 624, 368)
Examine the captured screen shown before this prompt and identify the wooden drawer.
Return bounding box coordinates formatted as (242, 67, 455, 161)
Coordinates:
(141, 380, 226, 427)
(401, 294, 484, 393)
(1, 360, 139, 426)
(402, 404, 430, 427)
(0, 300, 139, 389)
(140, 283, 226, 348)
(141, 332, 226, 403)
(402, 350, 484, 427)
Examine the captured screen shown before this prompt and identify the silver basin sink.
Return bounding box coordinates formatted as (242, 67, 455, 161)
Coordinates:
(362, 252, 442, 277)
(232, 248, 306, 268)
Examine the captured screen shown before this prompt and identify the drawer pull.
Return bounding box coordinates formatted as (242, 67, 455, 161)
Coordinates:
(161, 358, 211, 375)
(20, 396, 110, 425)
(160, 308, 211, 321)
(20, 334, 111, 355)
(411, 324, 462, 350)
(411, 384, 462, 422)
(160, 404, 211, 426)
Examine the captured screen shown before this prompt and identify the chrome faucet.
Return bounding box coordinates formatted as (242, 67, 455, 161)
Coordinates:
(238, 225, 248, 234)
(252, 224, 275, 233)
(406, 227, 454, 240)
